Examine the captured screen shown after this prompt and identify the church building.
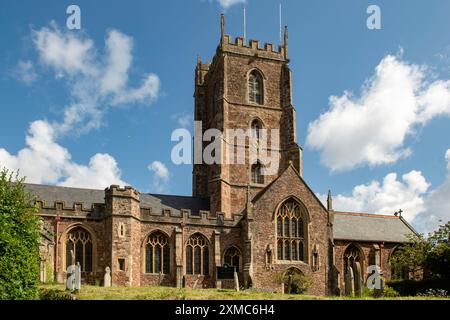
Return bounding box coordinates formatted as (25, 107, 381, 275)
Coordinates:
(33, 16, 417, 296)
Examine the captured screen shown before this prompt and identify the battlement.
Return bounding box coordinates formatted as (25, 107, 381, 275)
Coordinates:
(35, 200, 105, 219)
(139, 207, 243, 227)
(221, 35, 287, 61)
(217, 14, 289, 62)
(105, 185, 140, 200)
(35, 198, 243, 227)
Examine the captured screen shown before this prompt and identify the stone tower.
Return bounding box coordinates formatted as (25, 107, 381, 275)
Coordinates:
(193, 15, 302, 218)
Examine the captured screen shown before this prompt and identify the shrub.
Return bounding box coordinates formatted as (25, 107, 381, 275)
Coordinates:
(383, 285, 400, 297)
(387, 279, 450, 296)
(0, 169, 40, 300)
(276, 271, 312, 294)
(39, 288, 76, 300)
(417, 289, 448, 298)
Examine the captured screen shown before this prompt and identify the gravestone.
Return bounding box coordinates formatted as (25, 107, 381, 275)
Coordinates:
(75, 262, 81, 292)
(66, 263, 81, 291)
(104, 267, 112, 287)
(353, 261, 362, 297)
(234, 271, 240, 292)
(344, 266, 354, 296)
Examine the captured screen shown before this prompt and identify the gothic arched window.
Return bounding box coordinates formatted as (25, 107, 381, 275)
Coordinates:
(224, 246, 241, 272)
(276, 199, 306, 262)
(145, 231, 170, 274)
(66, 227, 93, 272)
(248, 70, 263, 104)
(251, 161, 264, 185)
(186, 233, 209, 275)
(250, 119, 263, 141)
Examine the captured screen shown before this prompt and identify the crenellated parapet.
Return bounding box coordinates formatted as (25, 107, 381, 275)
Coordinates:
(220, 35, 287, 62)
(35, 200, 105, 219)
(139, 207, 243, 227)
(105, 185, 140, 201)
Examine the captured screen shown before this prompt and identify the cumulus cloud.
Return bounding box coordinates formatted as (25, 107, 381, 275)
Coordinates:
(1, 23, 162, 189)
(14, 60, 38, 85)
(412, 149, 450, 234)
(31, 23, 160, 136)
(306, 54, 450, 172)
(320, 150, 450, 234)
(0, 120, 126, 189)
(217, 0, 246, 9)
(172, 112, 194, 129)
(148, 161, 170, 193)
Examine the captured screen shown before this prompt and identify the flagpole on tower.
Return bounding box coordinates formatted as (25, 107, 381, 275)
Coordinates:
(279, 2, 282, 46)
(243, 5, 247, 42)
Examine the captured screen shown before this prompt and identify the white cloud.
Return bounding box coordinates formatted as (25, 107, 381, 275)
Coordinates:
(306, 54, 450, 172)
(320, 150, 450, 234)
(0, 120, 126, 189)
(413, 149, 450, 234)
(148, 161, 170, 181)
(321, 170, 430, 223)
(172, 112, 194, 129)
(31, 23, 160, 136)
(14, 60, 38, 85)
(217, 0, 246, 9)
(148, 161, 170, 193)
(1, 24, 161, 189)
(34, 22, 96, 76)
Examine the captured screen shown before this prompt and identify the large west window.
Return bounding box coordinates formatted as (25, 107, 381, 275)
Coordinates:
(145, 231, 171, 274)
(276, 199, 306, 262)
(186, 233, 209, 275)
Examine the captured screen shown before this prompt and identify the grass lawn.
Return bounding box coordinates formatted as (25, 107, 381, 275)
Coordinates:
(40, 284, 450, 300)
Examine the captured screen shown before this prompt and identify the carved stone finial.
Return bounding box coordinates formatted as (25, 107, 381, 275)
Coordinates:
(327, 190, 333, 211)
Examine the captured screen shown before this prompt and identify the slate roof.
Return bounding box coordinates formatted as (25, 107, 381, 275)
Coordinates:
(333, 211, 417, 243)
(25, 184, 210, 216)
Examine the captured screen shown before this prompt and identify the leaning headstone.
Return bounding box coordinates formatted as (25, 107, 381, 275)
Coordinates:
(344, 266, 354, 297)
(104, 267, 112, 287)
(354, 262, 362, 297)
(373, 276, 385, 298)
(75, 262, 81, 292)
(234, 271, 240, 292)
(66, 265, 76, 291)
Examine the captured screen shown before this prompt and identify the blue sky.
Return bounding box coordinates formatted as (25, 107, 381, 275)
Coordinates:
(0, 0, 449, 233)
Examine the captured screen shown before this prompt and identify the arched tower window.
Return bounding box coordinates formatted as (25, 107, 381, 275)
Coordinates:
(224, 246, 241, 272)
(145, 231, 170, 274)
(186, 233, 209, 275)
(251, 161, 264, 185)
(65, 227, 93, 272)
(276, 199, 306, 262)
(250, 119, 263, 141)
(248, 70, 263, 104)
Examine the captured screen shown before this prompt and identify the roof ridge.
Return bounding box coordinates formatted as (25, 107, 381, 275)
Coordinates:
(148, 193, 209, 200)
(334, 211, 399, 219)
(25, 183, 103, 192)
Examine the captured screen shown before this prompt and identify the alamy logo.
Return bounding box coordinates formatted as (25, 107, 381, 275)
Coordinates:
(171, 121, 281, 175)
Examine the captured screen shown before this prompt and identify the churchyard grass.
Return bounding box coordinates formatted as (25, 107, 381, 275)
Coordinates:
(39, 284, 449, 300)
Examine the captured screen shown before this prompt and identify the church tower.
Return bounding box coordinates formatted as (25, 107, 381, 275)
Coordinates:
(193, 15, 302, 218)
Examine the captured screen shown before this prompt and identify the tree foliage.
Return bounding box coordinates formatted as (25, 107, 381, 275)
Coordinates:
(0, 169, 40, 300)
(390, 222, 450, 281)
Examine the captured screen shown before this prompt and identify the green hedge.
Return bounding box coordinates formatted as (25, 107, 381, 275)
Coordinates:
(39, 288, 76, 300)
(0, 170, 40, 300)
(387, 279, 450, 296)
